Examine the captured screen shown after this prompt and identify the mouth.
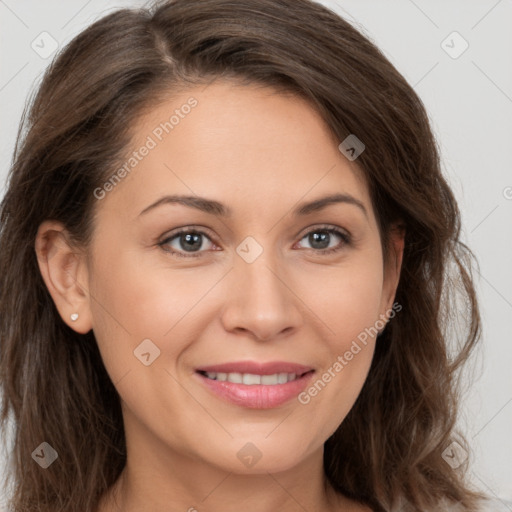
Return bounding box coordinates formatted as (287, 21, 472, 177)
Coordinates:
(194, 361, 315, 409)
(196, 369, 312, 385)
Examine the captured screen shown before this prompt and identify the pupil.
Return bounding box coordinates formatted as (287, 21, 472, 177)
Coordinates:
(310, 232, 329, 249)
(178, 232, 331, 252)
(181, 233, 202, 251)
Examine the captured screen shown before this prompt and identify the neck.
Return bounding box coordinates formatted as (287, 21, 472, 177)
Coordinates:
(97, 439, 366, 512)
(96, 406, 370, 512)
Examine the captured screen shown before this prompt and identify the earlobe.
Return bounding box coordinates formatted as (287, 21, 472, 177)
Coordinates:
(34, 220, 93, 334)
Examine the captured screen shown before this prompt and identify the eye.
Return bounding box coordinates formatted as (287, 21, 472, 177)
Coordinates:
(295, 225, 351, 255)
(158, 228, 217, 258)
(158, 224, 351, 259)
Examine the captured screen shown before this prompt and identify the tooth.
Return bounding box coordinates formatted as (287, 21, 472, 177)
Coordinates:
(204, 371, 302, 384)
(261, 374, 279, 385)
(243, 373, 261, 385)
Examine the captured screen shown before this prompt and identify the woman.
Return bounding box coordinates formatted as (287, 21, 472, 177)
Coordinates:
(0, 0, 498, 510)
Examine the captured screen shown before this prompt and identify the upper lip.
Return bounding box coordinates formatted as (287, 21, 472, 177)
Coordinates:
(195, 361, 314, 375)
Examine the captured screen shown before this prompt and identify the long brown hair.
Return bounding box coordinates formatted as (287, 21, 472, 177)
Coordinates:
(0, 0, 487, 510)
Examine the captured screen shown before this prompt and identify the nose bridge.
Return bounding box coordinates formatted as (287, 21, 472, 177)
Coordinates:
(220, 235, 302, 340)
(239, 246, 284, 305)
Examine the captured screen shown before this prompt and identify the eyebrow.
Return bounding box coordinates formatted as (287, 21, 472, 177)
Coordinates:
(138, 193, 368, 219)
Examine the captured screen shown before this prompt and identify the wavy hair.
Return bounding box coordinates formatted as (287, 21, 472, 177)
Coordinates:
(0, 0, 487, 510)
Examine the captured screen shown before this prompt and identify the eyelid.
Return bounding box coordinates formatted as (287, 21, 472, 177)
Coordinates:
(158, 223, 352, 258)
(294, 224, 352, 254)
(158, 225, 219, 258)
(296, 223, 351, 240)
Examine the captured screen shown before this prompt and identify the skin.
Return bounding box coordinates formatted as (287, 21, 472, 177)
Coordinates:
(35, 80, 404, 512)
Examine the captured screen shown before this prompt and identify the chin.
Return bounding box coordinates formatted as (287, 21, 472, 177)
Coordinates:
(201, 435, 316, 475)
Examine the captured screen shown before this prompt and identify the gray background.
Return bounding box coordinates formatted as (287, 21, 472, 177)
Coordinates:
(0, 0, 511, 509)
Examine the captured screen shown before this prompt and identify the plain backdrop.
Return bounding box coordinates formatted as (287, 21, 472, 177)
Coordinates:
(0, 0, 511, 509)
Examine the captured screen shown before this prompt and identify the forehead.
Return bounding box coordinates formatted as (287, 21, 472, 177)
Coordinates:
(95, 80, 374, 225)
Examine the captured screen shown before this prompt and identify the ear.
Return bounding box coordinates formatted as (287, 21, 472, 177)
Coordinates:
(379, 221, 406, 318)
(34, 220, 93, 334)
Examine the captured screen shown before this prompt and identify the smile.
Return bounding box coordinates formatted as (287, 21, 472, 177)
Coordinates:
(199, 371, 306, 385)
(194, 361, 315, 409)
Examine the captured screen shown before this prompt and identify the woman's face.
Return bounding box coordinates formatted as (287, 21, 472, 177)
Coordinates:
(49, 80, 403, 475)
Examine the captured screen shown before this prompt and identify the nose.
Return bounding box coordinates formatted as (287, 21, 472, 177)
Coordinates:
(220, 248, 304, 342)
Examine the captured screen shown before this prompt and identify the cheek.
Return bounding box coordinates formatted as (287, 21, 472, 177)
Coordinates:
(88, 249, 214, 375)
(303, 251, 384, 344)
(296, 253, 383, 417)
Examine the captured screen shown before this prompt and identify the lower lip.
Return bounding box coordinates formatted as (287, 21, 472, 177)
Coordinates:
(196, 371, 315, 409)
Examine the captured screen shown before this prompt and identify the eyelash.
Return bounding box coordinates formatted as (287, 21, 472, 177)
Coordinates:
(158, 225, 351, 259)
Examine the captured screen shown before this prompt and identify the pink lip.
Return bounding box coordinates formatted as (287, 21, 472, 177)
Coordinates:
(195, 360, 313, 375)
(194, 360, 315, 409)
